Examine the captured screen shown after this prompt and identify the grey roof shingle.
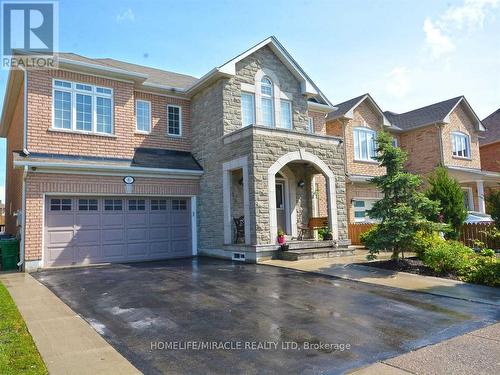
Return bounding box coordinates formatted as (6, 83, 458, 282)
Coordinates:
(481, 108, 500, 145)
(384, 96, 463, 130)
(58, 53, 199, 90)
(14, 148, 203, 171)
(326, 94, 368, 121)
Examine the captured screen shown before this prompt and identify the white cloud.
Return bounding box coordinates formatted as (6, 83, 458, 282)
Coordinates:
(116, 8, 135, 23)
(0, 186, 5, 203)
(423, 0, 498, 58)
(423, 18, 455, 58)
(385, 66, 412, 98)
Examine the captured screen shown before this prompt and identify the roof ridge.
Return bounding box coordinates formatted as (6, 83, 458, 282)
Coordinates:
(394, 96, 463, 116)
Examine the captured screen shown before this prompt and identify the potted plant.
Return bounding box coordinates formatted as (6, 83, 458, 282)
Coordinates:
(318, 227, 333, 241)
(277, 228, 286, 245)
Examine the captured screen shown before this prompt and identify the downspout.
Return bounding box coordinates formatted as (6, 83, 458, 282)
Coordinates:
(17, 166, 28, 268)
(17, 68, 28, 268)
(437, 122, 445, 166)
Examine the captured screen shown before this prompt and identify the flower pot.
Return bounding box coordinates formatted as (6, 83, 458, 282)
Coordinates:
(281, 244, 289, 252)
(323, 233, 333, 241)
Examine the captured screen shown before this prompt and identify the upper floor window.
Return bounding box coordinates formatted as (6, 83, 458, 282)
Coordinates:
(261, 77, 274, 127)
(136, 100, 151, 133)
(452, 132, 471, 158)
(307, 117, 314, 133)
(167, 105, 182, 136)
(241, 92, 255, 127)
(280, 99, 292, 129)
(52, 79, 113, 135)
(353, 127, 377, 162)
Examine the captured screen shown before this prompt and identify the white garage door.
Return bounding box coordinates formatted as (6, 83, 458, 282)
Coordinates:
(44, 196, 192, 267)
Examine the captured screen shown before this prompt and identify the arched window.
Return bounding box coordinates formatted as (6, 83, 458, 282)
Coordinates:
(260, 77, 274, 127)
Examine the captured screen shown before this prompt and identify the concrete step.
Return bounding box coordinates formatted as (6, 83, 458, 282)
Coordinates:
(285, 241, 335, 250)
(279, 247, 354, 261)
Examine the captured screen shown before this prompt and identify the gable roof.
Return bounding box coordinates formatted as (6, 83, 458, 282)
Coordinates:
(481, 108, 500, 146)
(384, 96, 485, 132)
(325, 93, 391, 126)
(55, 36, 332, 106)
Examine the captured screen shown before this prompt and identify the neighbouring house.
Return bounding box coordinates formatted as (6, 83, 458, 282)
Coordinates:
(480, 109, 500, 173)
(0, 36, 349, 271)
(324, 95, 500, 226)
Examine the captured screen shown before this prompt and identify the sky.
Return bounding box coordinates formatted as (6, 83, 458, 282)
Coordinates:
(0, 0, 499, 202)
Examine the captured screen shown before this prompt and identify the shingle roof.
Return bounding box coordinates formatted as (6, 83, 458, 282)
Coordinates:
(384, 96, 463, 130)
(481, 108, 500, 145)
(325, 94, 368, 121)
(58, 53, 199, 90)
(13, 148, 203, 171)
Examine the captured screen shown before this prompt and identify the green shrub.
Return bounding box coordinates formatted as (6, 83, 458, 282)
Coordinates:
(422, 241, 474, 275)
(465, 255, 500, 287)
(409, 231, 445, 258)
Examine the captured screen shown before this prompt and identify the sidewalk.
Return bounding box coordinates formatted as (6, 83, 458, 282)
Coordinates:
(349, 323, 500, 374)
(261, 251, 500, 306)
(0, 272, 140, 375)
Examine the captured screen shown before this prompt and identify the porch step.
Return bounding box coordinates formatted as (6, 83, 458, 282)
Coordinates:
(285, 240, 335, 251)
(279, 247, 354, 261)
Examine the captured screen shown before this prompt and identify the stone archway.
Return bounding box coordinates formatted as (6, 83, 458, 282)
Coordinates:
(268, 149, 338, 244)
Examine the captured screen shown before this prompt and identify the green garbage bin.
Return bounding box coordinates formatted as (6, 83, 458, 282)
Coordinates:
(0, 238, 19, 271)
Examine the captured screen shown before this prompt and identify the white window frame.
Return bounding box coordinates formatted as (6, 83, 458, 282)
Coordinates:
(462, 187, 474, 211)
(279, 99, 292, 129)
(307, 116, 314, 134)
(241, 92, 255, 127)
(260, 76, 275, 127)
(52, 79, 114, 135)
(451, 131, 471, 159)
(167, 104, 182, 137)
(135, 99, 151, 133)
(353, 127, 377, 162)
(353, 199, 378, 223)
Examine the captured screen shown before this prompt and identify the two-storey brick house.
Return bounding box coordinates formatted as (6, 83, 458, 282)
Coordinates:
(1, 37, 349, 271)
(323, 94, 499, 225)
(480, 109, 500, 173)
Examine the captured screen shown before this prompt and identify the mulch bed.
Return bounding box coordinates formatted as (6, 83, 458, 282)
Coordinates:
(358, 257, 461, 281)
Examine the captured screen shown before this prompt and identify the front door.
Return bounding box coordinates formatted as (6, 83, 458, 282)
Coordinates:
(275, 181, 286, 233)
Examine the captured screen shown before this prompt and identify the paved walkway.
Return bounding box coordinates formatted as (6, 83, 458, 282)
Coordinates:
(261, 250, 500, 306)
(349, 323, 500, 374)
(0, 272, 139, 375)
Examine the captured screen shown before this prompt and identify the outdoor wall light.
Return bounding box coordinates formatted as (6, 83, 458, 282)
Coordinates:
(298, 180, 306, 188)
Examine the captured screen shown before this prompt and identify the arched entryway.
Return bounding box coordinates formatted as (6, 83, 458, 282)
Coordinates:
(268, 149, 338, 244)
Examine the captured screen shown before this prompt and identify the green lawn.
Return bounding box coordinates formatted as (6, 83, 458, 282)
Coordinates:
(0, 282, 47, 375)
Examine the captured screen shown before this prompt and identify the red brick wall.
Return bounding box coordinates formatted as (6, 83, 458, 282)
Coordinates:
(24, 173, 200, 262)
(26, 69, 191, 159)
(480, 142, 500, 172)
(5, 86, 25, 234)
(441, 103, 481, 170)
(400, 125, 441, 175)
(308, 111, 326, 135)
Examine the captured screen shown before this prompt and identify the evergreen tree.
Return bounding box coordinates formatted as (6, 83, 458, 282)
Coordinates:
(425, 166, 467, 239)
(486, 190, 500, 229)
(363, 131, 440, 259)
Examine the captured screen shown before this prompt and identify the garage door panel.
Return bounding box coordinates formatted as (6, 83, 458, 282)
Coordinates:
(102, 244, 126, 258)
(47, 230, 73, 245)
(150, 214, 170, 226)
(73, 229, 100, 246)
(126, 214, 149, 226)
(75, 246, 101, 263)
(45, 196, 193, 267)
(101, 228, 125, 243)
(47, 214, 74, 228)
(127, 243, 149, 257)
(102, 214, 124, 227)
(150, 241, 171, 254)
(127, 228, 148, 241)
(75, 214, 100, 227)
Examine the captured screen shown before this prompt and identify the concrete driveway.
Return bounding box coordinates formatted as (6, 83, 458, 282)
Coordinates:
(33, 258, 499, 375)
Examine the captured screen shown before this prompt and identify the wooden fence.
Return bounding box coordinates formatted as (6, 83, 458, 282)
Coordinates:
(459, 223, 498, 249)
(348, 222, 498, 249)
(348, 223, 375, 245)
